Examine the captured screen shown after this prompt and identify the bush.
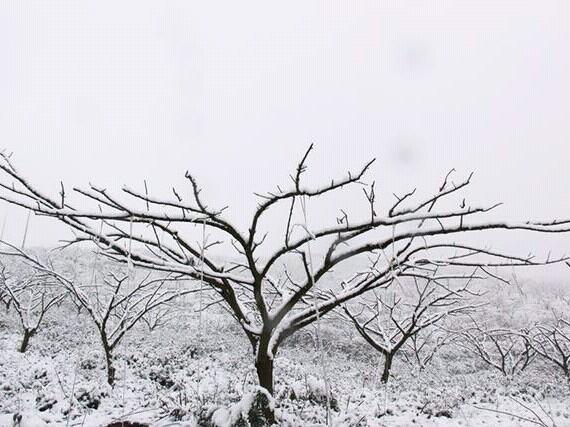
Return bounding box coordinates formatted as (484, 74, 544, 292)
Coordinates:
(279, 376, 339, 411)
(203, 388, 275, 427)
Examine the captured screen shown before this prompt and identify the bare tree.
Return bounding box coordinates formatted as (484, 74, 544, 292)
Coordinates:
(401, 327, 457, 372)
(458, 325, 536, 377)
(0, 146, 569, 394)
(141, 301, 178, 332)
(341, 274, 482, 382)
(0, 284, 12, 311)
(0, 263, 65, 352)
(0, 242, 198, 385)
(523, 315, 570, 378)
(520, 266, 570, 379)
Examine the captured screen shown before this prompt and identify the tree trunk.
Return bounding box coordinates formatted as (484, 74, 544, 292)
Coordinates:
(256, 352, 274, 395)
(255, 337, 275, 395)
(18, 328, 34, 353)
(381, 353, 394, 383)
(103, 344, 116, 386)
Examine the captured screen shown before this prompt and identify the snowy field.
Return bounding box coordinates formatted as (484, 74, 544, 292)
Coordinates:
(0, 256, 569, 427)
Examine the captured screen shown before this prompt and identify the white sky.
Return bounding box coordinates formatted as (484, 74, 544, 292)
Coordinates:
(0, 1, 569, 279)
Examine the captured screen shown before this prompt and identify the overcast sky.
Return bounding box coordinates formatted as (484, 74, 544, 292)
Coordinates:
(0, 1, 568, 278)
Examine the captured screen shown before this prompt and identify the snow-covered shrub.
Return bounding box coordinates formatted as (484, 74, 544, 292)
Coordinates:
(79, 355, 99, 371)
(279, 375, 338, 411)
(36, 392, 58, 412)
(418, 386, 465, 419)
(148, 365, 175, 389)
(158, 386, 194, 421)
(74, 383, 108, 410)
(202, 387, 275, 427)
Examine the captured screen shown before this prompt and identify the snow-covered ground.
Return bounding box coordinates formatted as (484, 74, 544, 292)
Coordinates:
(1, 298, 569, 427)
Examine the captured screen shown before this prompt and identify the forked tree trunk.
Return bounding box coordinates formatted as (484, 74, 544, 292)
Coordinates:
(381, 353, 394, 383)
(18, 328, 34, 353)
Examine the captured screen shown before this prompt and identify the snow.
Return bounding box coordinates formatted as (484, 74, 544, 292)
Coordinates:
(1, 274, 570, 426)
(0, 413, 47, 427)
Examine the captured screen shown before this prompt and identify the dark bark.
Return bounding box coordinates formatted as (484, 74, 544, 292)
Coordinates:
(381, 353, 394, 383)
(256, 354, 274, 395)
(18, 328, 34, 353)
(255, 336, 275, 395)
(103, 341, 116, 386)
(253, 334, 277, 425)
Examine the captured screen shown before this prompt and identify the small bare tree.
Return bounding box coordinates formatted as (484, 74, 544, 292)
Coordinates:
(141, 301, 178, 332)
(0, 263, 65, 352)
(401, 327, 457, 372)
(341, 274, 483, 382)
(523, 316, 570, 378)
(0, 146, 569, 394)
(459, 325, 536, 377)
(0, 242, 199, 385)
(0, 284, 12, 311)
(520, 265, 570, 379)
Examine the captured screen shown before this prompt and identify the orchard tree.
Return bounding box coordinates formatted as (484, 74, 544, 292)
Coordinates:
(341, 273, 483, 382)
(141, 301, 179, 332)
(519, 263, 570, 379)
(0, 261, 65, 352)
(459, 325, 536, 377)
(523, 315, 570, 378)
(0, 284, 12, 311)
(0, 146, 569, 394)
(0, 241, 197, 385)
(401, 327, 457, 372)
